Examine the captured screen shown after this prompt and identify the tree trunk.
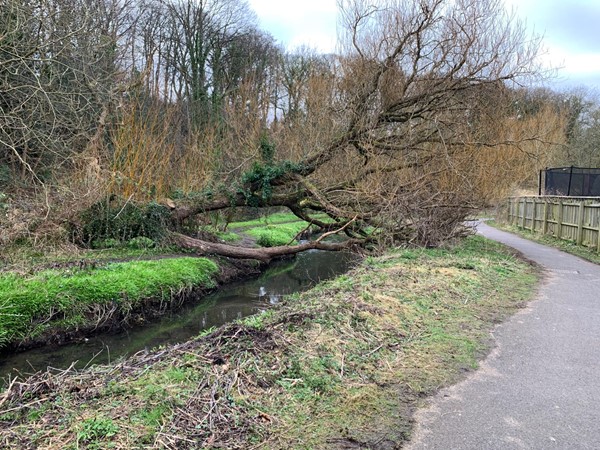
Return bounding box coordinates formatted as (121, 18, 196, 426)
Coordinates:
(171, 232, 360, 263)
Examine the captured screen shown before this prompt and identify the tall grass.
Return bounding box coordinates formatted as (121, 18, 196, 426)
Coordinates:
(245, 221, 313, 247)
(108, 103, 178, 200)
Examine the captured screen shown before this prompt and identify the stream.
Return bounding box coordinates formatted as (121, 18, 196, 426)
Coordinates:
(0, 249, 357, 384)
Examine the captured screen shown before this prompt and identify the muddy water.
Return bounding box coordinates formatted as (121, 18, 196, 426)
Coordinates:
(0, 250, 357, 383)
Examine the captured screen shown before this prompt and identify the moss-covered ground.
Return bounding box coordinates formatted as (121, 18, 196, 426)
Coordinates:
(227, 211, 334, 247)
(243, 220, 313, 247)
(0, 236, 538, 449)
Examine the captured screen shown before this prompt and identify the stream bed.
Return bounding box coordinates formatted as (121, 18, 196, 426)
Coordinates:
(0, 249, 357, 383)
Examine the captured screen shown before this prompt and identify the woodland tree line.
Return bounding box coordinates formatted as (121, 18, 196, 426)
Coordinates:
(1, 0, 598, 258)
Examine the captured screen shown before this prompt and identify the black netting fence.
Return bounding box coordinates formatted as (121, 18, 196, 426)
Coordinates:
(542, 167, 600, 196)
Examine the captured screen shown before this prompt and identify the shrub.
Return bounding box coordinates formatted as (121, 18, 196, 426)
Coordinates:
(127, 236, 156, 249)
(256, 231, 279, 247)
(77, 198, 170, 247)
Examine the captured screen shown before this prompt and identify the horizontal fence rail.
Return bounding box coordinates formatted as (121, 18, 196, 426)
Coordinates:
(507, 196, 600, 251)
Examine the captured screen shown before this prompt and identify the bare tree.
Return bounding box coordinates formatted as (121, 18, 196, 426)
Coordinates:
(143, 0, 259, 129)
(0, 0, 135, 183)
(172, 0, 550, 257)
(555, 89, 600, 166)
(1, 0, 562, 259)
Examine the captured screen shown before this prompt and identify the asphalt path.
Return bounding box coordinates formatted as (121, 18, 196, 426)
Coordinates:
(405, 222, 600, 450)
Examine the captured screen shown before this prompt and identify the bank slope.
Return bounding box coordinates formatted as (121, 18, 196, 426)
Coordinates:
(0, 258, 218, 350)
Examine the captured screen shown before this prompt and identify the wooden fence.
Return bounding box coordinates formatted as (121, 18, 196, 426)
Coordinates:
(507, 196, 600, 251)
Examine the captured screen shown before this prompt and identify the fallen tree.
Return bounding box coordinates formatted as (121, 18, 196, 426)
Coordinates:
(160, 0, 551, 258)
(3, 0, 565, 259)
(172, 232, 362, 263)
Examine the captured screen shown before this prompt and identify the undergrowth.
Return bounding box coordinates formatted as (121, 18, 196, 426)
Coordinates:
(76, 199, 171, 248)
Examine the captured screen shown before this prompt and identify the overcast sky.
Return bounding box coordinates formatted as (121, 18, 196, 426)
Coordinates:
(248, 0, 600, 92)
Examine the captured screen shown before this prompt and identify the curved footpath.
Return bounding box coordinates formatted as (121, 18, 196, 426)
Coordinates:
(406, 222, 600, 450)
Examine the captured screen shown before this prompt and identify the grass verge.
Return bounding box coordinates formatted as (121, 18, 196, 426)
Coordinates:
(0, 236, 537, 448)
(0, 258, 218, 350)
(488, 219, 600, 265)
(0, 242, 193, 274)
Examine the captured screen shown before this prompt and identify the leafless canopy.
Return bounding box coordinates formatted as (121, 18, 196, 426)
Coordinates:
(1, 0, 564, 255)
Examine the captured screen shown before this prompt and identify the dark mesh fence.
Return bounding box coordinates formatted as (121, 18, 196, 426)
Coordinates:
(543, 167, 600, 196)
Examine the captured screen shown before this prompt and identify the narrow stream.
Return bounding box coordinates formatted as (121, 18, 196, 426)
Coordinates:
(0, 250, 357, 383)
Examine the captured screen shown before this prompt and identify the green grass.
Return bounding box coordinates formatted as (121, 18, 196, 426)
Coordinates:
(214, 230, 242, 242)
(0, 242, 191, 273)
(488, 219, 600, 265)
(199, 211, 335, 247)
(0, 257, 218, 348)
(244, 221, 313, 247)
(0, 236, 538, 449)
(256, 237, 536, 447)
(196, 227, 242, 243)
(228, 212, 332, 230)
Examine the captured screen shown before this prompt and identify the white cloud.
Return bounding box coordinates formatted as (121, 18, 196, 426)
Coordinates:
(288, 32, 336, 53)
(249, 0, 600, 89)
(549, 50, 600, 76)
(505, 0, 600, 89)
(248, 0, 337, 52)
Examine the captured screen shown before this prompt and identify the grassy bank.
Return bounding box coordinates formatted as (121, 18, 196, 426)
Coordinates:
(0, 212, 322, 351)
(201, 212, 330, 247)
(0, 258, 219, 350)
(488, 219, 600, 265)
(244, 220, 313, 247)
(0, 236, 537, 449)
(227, 212, 332, 229)
(225, 212, 332, 247)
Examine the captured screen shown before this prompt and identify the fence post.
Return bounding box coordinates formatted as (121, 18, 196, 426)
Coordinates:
(542, 199, 549, 235)
(521, 198, 527, 229)
(507, 198, 512, 224)
(534, 198, 541, 232)
(567, 166, 574, 196)
(557, 199, 564, 239)
(511, 198, 516, 224)
(577, 201, 585, 245)
(597, 207, 600, 252)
